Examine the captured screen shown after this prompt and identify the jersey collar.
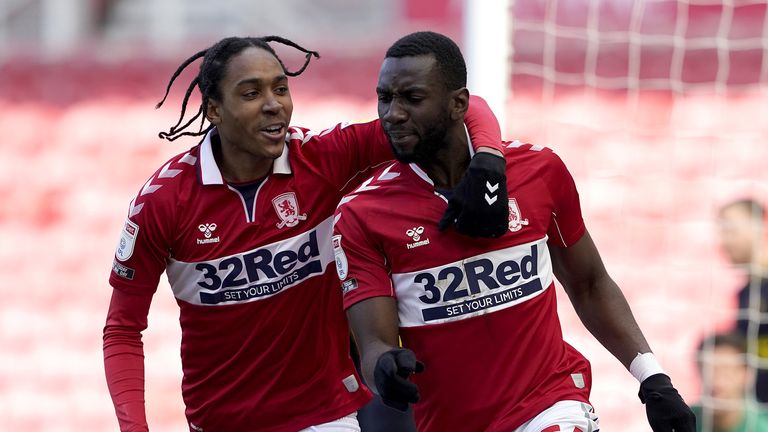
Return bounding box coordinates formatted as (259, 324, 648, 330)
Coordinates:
(199, 128, 293, 185)
(407, 124, 474, 187)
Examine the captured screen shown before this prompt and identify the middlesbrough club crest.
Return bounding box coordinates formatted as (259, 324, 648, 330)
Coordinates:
(272, 192, 307, 229)
(508, 198, 530, 232)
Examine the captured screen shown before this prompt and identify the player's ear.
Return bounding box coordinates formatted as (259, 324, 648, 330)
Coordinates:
(449, 88, 469, 121)
(206, 98, 222, 125)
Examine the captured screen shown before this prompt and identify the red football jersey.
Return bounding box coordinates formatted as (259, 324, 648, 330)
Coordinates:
(105, 97, 505, 432)
(109, 122, 393, 431)
(335, 141, 593, 432)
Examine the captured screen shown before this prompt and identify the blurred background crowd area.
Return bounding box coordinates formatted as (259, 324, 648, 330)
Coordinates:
(1, 0, 767, 431)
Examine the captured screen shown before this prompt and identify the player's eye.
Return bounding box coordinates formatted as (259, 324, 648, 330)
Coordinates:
(274, 86, 289, 96)
(403, 91, 425, 103)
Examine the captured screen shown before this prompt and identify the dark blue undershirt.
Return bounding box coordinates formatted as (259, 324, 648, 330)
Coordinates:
(229, 178, 265, 221)
(436, 188, 454, 201)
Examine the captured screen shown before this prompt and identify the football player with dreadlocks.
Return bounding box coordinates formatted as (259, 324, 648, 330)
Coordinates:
(103, 36, 508, 432)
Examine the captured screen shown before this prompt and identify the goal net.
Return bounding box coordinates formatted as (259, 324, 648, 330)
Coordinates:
(477, 1, 768, 431)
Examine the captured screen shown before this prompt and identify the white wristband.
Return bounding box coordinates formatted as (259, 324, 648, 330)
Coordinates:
(629, 352, 665, 383)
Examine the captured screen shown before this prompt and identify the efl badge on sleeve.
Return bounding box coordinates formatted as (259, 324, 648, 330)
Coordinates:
(112, 261, 135, 280)
(116, 219, 139, 261)
(272, 192, 307, 229)
(508, 198, 530, 232)
(332, 235, 348, 280)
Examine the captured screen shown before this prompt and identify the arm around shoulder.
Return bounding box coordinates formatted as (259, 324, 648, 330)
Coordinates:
(465, 95, 503, 154)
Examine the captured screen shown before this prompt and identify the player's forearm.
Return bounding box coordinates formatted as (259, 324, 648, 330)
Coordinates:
(103, 288, 153, 431)
(346, 297, 402, 393)
(465, 95, 504, 154)
(475, 147, 503, 157)
(104, 326, 149, 431)
(359, 339, 398, 394)
(569, 275, 652, 369)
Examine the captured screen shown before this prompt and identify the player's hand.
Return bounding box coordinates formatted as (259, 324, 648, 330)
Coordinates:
(374, 348, 425, 412)
(638, 373, 696, 431)
(438, 152, 508, 238)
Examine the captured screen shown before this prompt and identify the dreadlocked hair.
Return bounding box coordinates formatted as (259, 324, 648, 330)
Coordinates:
(156, 36, 320, 141)
(385, 31, 466, 91)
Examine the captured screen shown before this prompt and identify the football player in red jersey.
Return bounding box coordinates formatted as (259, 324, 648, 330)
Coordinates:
(103, 36, 508, 432)
(335, 31, 697, 432)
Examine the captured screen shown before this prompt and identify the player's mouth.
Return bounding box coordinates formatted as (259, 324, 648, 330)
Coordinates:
(387, 131, 417, 146)
(260, 123, 286, 141)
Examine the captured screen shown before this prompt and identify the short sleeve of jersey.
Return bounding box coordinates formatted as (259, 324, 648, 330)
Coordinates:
(543, 151, 585, 247)
(333, 205, 393, 309)
(291, 120, 394, 193)
(109, 184, 175, 296)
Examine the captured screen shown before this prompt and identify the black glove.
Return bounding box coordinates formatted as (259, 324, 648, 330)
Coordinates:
(374, 348, 425, 412)
(639, 373, 696, 432)
(438, 152, 508, 238)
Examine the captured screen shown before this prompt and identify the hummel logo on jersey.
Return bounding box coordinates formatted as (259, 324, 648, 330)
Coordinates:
(485, 181, 499, 205)
(199, 223, 217, 238)
(508, 198, 529, 232)
(406, 226, 424, 241)
(273, 192, 307, 229)
(406, 226, 430, 249)
(197, 223, 220, 245)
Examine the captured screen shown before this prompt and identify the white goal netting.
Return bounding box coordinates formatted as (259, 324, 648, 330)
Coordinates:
(494, 1, 768, 430)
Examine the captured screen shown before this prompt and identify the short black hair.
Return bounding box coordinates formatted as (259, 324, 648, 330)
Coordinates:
(385, 31, 467, 90)
(155, 36, 319, 141)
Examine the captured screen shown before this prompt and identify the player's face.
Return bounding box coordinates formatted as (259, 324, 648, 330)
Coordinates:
(718, 205, 760, 265)
(207, 47, 293, 161)
(376, 55, 453, 164)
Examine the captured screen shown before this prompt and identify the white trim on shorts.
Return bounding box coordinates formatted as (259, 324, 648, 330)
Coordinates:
(513, 400, 600, 432)
(300, 412, 360, 432)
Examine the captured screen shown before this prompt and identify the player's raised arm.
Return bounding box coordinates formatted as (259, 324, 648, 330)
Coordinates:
(295, 94, 504, 191)
(549, 232, 696, 431)
(295, 95, 507, 234)
(438, 95, 508, 238)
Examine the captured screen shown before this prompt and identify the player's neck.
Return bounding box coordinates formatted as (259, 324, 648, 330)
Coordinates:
(213, 135, 274, 182)
(420, 132, 470, 189)
(219, 157, 273, 183)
